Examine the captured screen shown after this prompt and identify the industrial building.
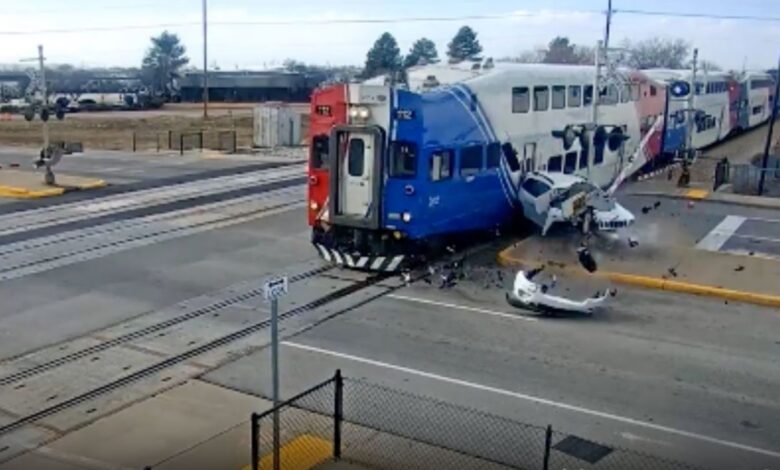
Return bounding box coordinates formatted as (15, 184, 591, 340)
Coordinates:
(178, 70, 316, 102)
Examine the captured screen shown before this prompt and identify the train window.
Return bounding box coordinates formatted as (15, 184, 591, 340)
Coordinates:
(621, 83, 631, 103)
(430, 149, 453, 181)
(347, 139, 365, 177)
(578, 148, 589, 169)
(583, 85, 593, 106)
(600, 84, 619, 105)
(706, 83, 712, 94)
(533, 86, 549, 111)
(552, 86, 566, 109)
(753, 105, 763, 115)
(512, 87, 530, 113)
(486, 143, 501, 168)
(649, 85, 657, 96)
(631, 84, 640, 101)
(460, 145, 484, 177)
(521, 178, 551, 197)
(568, 86, 581, 107)
(547, 155, 562, 172)
(389, 141, 417, 178)
(564, 151, 578, 174)
(311, 135, 329, 169)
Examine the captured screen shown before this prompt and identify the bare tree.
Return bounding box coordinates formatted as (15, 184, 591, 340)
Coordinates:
(617, 37, 690, 69)
(697, 59, 723, 71)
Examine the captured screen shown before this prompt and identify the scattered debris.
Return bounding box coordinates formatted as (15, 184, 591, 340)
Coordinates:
(687, 200, 695, 209)
(641, 206, 652, 214)
(668, 267, 678, 278)
(749, 251, 755, 256)
(401, 271, 412, 285)
(653, 201, 661, 209)
(734, 265, 745, 272)
(628, 237, 639, 248)
(577, 246, 598, 273)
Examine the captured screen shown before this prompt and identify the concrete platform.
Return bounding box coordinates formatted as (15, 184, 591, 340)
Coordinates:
(498, 234, 780, 307)
(0, 169, 105, 199)
(0, 380, 270, 470)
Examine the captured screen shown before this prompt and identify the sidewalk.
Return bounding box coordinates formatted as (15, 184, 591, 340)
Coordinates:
(498, 235, 780, 308)
(0, 169, 105, 199)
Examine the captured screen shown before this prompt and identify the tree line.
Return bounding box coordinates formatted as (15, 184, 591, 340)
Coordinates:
(33, 27, 726, 101)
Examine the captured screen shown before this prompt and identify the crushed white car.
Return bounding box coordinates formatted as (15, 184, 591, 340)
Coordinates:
(505, 268, 612, 314)
(517, 172, 635, 236)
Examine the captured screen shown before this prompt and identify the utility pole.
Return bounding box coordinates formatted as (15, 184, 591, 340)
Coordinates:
(37, 45, 49, 149)
(758, 55, 780, 196)
(202, 0, 209, 119)
(686, 48, 698, 162)
(604, 0, 613, 52)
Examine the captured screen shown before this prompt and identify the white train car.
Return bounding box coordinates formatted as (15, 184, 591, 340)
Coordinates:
(643, 68, 733, 149)
(743, 71, 774, 128)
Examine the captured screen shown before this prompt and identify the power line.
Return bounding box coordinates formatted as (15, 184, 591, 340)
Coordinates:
(614, 8, 780, 22)
(0, 12, 589, 36)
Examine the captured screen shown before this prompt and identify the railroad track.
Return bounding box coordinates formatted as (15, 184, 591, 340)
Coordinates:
(0, 265, 399, 438)
(0, 181, 306, 281)
(0, 164, 305, 239)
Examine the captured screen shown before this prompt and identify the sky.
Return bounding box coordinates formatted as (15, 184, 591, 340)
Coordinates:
(0, 0, 778, 71)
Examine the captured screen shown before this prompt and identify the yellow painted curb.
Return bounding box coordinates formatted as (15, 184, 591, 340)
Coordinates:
(0, 185, 65, 199)
(685, 189, 709, 200)
(244, 434, 331, 470)
(77, 179, 107, 190)
(498, 245, 780, 308)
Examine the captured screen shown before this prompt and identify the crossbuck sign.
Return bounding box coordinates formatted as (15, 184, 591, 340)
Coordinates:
(263, 276, 289, 302)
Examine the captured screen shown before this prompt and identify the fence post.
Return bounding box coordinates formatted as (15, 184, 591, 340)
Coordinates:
(233, 129, 238, 154)
(180, 133, 184, 156)
(199, 131, 204, 152)
(333, 369, 343, 460)
(168, 130, 173, 150)
(251, 413, 259, 470)
(132, 131, 137, 152)
(542, 425, 552, 470)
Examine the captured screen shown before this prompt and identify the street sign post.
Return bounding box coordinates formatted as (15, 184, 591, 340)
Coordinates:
(263, 275, 288, 470)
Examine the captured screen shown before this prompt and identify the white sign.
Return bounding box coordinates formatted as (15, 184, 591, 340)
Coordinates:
(263, 276, 288, 301)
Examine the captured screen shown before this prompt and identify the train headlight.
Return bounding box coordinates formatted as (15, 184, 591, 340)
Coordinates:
(310, 201, 319, 211)
(349, 105, 370, 120)
(402, 212, 412, 223)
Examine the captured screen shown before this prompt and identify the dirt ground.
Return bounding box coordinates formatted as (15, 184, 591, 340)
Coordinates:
(0, 102, 310, 152)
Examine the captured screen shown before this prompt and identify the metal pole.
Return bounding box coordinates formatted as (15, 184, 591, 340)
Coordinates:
(686, 48, 698, 161)
(202, 0, 209, 119)
(604, 0, 612, 52)
(542, 425, 552, 470)
(658, 86, 671, 171)
(271, 297, 280, 470)
(251, 413, 259, 470)
(333, 369, 343, 460)
(589, 40, 603, 182)
(758, 55, 780, 196)
(38, 45, 49, 149)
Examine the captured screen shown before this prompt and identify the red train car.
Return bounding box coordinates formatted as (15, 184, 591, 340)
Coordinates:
(307, 85, 347, 227)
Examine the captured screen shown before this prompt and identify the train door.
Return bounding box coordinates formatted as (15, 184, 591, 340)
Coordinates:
(523, 143, 537, 173)
(338, 132, 375, 217)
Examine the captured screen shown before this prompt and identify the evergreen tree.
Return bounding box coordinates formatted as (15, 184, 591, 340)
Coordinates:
(447, 26, 483, 63)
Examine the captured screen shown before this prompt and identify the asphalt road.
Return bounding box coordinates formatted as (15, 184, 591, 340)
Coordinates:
(205, 275, 780, 470)
(1, 150, 779, 469)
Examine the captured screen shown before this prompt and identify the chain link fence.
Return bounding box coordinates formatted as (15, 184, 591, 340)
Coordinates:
(250, 371, 701, 470)
(730, 160, 780, 197)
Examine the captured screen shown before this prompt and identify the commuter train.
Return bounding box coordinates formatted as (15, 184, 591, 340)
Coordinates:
(307, 62, 776, 271)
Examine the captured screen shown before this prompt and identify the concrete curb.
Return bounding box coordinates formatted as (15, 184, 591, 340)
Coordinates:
(635, 162, 681, 181)
(497, 246, 780, 308)
(628, 190, 780, 210)
(0, 179, 106, 199)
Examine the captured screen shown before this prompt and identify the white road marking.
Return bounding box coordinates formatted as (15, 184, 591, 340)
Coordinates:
(388, 294, 537, 322)
(283, 341, 780, 460)
(696, 215, 746, 251)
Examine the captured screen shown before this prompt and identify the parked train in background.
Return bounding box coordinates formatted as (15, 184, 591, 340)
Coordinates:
(307, 62, 777, 272)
